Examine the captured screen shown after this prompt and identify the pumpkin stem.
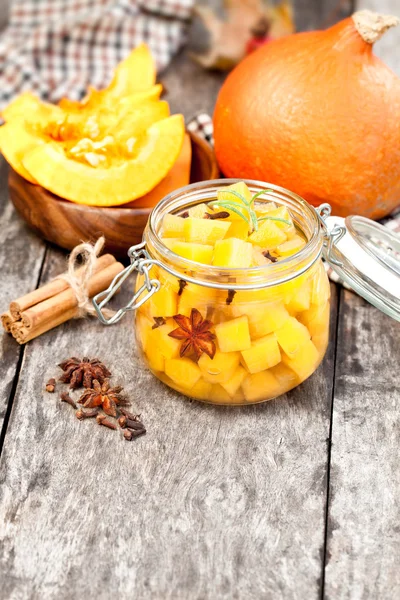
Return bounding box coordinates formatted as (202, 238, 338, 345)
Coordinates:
(353, 10, 399, 44)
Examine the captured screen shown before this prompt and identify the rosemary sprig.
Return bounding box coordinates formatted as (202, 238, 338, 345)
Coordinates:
(208, 189, 291, 234)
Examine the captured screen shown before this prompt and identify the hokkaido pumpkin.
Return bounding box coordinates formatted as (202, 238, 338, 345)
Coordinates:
(214, 11, 400, 219)
(21, 115, 185, 206)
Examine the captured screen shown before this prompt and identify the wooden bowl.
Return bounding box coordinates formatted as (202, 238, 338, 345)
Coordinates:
(9, 131, 219, 259)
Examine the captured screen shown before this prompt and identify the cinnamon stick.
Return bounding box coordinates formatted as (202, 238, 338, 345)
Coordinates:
(11, 308, 78, 344)
(9, 253, 116, 319)
(1, 311, 15, 333)
(20, 261, 124, 330)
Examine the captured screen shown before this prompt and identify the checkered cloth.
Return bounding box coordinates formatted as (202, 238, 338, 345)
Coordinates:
(187, 112, 400, 288)
(0, 0, 193, 108)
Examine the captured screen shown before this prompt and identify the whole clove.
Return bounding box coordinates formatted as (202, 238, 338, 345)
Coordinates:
(226, 289, 237, 305)
(204, 211, 230, 220)
(178, 280, 187, 296)
(119, 408, 142, 422)
(60, 392, 77, 409)
(262, 250, 278, 263)
(118, 415, 146, 431)
(180, 211, 189, 218)
(75, 408, 99, 420)
(96, 414, 117, 430)
(46, 378, 56, 393)
(124, 428, 146, 441)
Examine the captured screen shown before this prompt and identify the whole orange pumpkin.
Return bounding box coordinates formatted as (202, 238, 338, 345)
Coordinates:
(214, 11, 400, 219)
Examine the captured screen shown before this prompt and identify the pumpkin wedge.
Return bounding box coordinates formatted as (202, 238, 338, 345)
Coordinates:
(59, 83, 163, 114)
(112, 100, 170, 141)
(108, 43, 156, 96)
(0, 122, 43, 183)
(2, 92, 63, 124)
(22, 115, 185, 206)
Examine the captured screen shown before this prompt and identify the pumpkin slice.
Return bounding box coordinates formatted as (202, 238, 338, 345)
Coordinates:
(129, 133, 192, 208)
(112, 100, 170, 142)
(2, 92, 63, 124)
(22, 115, 185, 206)
(108, 43, 156, 96)
(0, 121, 43, 183)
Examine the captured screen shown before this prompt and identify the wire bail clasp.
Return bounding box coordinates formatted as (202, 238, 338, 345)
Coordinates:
(92, 242, 161, 325)
(316, 203, 346, 267)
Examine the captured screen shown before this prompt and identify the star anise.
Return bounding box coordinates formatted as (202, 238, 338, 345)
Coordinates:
(58, 357, 111, 389)
(78, 379, 128, 417)
(168, 308, 216, 360)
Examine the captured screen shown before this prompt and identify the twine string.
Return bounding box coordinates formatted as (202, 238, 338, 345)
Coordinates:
(57, 237, 114, 318)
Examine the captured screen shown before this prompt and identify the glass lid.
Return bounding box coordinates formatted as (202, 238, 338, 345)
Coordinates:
(324, 214, 400, 322)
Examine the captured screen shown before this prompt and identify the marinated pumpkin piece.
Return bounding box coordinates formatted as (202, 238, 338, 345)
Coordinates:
(216, 181, 252, 220)
(165, 357, 201, 388)
(188, 203, 215, 218)
(234, 301, 290, 338)
(136, 313, 153, 352)
(242, 370, 282, 403)
(226, 219, 250, 240)
(276, 235, 306, 257)
(212, 238, 253, 268)
(178, 284, 216, 318)
(311, 263, 331, 305)
(214, 315, 251, 352)
(221, 365, 248, 397)
(150, 319, 181, 359)
(183, 217, 231, 244)
(260, 206, 296, 238)
(276, 317, 311, 356)
(146, 347, 165, 373)
(190, 378, 213, 399)
(209, 384, 234, 404)
(148, 285, 177, 318)
(270, 363, 299, 389)
(165, 240, 214, 264)
(240, 333, 281, 373)
(162, 214, 186, 238)
(298, 301, 330, 337)
(248, 219, 287, 248)
(285, 278, 311, 313)
(282, 340, 320, 380)
(198, 349, 240, 384)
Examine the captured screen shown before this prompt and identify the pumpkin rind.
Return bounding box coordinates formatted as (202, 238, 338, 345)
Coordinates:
(22, 115, 185, 206)
(214, 12, 400, 219)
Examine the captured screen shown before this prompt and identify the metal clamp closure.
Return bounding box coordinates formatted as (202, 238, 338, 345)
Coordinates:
(316, 203, 346, 267)
(92, 242, 161, 325)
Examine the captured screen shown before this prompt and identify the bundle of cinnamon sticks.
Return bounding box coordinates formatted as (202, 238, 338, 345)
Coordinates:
(1, 254, 123, 344)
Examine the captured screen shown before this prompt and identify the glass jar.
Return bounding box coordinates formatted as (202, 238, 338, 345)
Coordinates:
(130, 180, 330, 405)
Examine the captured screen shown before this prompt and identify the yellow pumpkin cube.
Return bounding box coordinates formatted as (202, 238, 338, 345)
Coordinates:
(221, 365, 248, 396)
(242, 370, 282, 403)
(150, 319, 181, 359)
(188, 203, 214, 219)
(251, 246, 271, 266)
(299, 301, 329, 338)
(248, 219, 287, 248)
(214, 315, 251, 352)
(236, 301, 290, 338)
(208, 384, 233, 404)
(231, 389, 246, 404)
(178, 283, 216, 317)
(166, 240, 214, 264)
(311, 264, 331, 305)
(189, 378, 213, 400)
(183, 217, 231, 244)
(162, 214, 185, 238)
(276, 316, 311, 356)
(240, 333, 281, 373)
(259, 206, 296, 238)
(198, 349, 240, 384)
(270, 363, 298, 389)
(286, 279, 311, 313)
(135, 312, 153, 352)
(254, 201, 277, 216)
(162, 237, 185, 250)
(282, 340, 320, 380)
(217, 182, 252, 220)
(312, 330, 329, 353)
(146, 348, 165, 373)
(225, 220, 249, 240)
(212, 238, 253, 268)
(149, 286, 177, 318)
(276, 235, 306, 257)
(165, 357, 201, 388)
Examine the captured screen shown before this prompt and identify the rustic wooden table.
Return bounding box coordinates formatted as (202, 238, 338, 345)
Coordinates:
(1, 1, 400, 598)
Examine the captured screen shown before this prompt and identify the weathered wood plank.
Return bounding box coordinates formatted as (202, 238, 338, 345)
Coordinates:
(0, 157, 46, 432)
(0, 236, 339, 599)
(324, 291, 400, 599)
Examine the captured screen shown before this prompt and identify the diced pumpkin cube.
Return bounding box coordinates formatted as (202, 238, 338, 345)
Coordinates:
(178, 283, 216, 317)
(235, 301, 290, 338)
(198, 349, 240, 384)
(162, 214, 185, 238)
(276, 234, 306, 257)
(190, 378, 213, 400)
(188, 203, 214, 219)
(270, 363, 298, 389)
(225, 220, 249, 240)
(312, 330, 329, 353)
(251, 246, 271, 266)
(212, 238, 253, 268)
(282, 340, 320, 380)
(276, 317, 311, 356)
(248, 219, 287, 248)
(149, 286, 177, 317)
(183, 217, 231, 244)
(259, 206, 296, 238)
(221, 365, 248, 396)
(150, 319, 181, 359)
(217, 182, 252, 221)
(162, 237, 184, 250)
(231, 389, 246, 404)
(166, 240, 214, 264)
(242, 370, 282, 403)
(286, 279, 311, 313)
(214, 315, 251, 352)
(136, 312, 153, 352)
(254, 201, 277, 216)
(208, 384, 233, 404)
(146, 348, 165, 373)
(240, 333, 281, 373)
(165, 357, 201, 388)
(298, 301, 330, 338)
(311, 263, 331, 305)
